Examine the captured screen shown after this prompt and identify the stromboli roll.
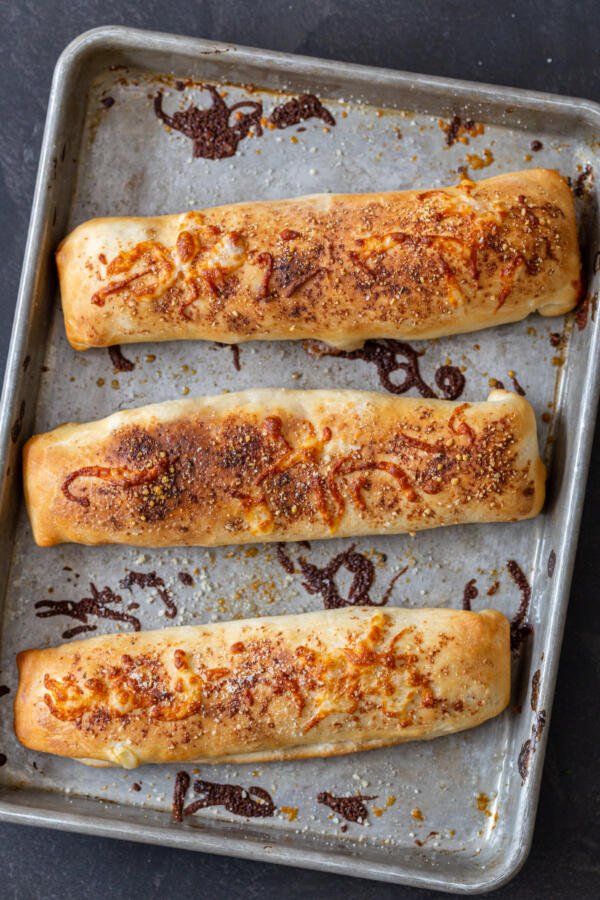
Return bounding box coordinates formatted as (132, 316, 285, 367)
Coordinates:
(23, 388, 545, 548)
(57, 168, 580, 351)
(14, 606, 510, 767)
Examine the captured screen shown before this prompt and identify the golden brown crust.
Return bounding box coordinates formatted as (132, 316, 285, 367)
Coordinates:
(57, 169, 580, 351)
(23, 388, 545, 548)
(14, 607, 510, 767)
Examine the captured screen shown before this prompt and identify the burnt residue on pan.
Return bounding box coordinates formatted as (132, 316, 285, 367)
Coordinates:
(108, 345, 135, 372)
(172, 771, 275, 822)
(275, 542, 407, 609)
(154, 86, 263, 159)
(269, 94, 335, 129)
(462, 578, 479, 610)
(317, 791, 375, 824)
(34, 583, 141, 639)
(119, 571, 177, 619)
(507, 560, 533, 651)
(304, 339, 465, 399)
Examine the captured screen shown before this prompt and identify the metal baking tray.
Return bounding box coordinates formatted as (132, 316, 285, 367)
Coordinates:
(1, 25, 599, 894)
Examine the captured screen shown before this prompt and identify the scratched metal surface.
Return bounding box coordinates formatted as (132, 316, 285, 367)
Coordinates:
(0, 28, 599, 893)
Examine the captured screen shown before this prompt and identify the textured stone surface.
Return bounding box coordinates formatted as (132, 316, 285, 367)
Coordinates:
(0, 1, 599, 897)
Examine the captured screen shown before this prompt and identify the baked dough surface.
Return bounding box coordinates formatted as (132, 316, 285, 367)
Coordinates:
(57, 168, 580, 350)
(23, 388, 545, 548)
(14, 606, 510, 767)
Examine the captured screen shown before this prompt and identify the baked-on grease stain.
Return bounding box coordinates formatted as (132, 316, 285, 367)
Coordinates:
(530, 669, 541, 711)
(518, 709, 547, 781)
(317, 792, 376, 823)
(269, 94, 335, 129)
(293, 544, 407, 609)
(547, 549, 556, 578)
(35, 583, 141, 638)
(154, 86, 263, 159)
(304, 339, 465, 399)
(173, 772, 275, 822)
(108, 345, 135, 372)
(10, 400, 25, 443)
(119, 571, 177, 619)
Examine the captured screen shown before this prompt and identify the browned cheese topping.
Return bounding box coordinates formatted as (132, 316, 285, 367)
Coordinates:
(40, 612, 473, 750)
(85, 180, 569, 336)
(57, 400, 536, 541)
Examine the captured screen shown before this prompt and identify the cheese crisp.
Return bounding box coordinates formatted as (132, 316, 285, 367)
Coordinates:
(23, 388, 545, 548)
(15, 607, 510, 767)
(57, 169, 580, 350)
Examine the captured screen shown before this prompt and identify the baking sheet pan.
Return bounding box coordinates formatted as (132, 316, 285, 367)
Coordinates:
(0, 26, 599, 893)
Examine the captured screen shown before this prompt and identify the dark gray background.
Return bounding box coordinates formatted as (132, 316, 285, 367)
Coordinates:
(1, 2, 598, 897)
